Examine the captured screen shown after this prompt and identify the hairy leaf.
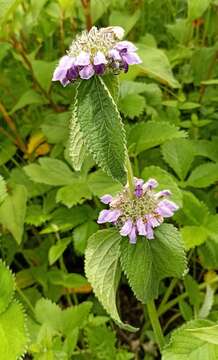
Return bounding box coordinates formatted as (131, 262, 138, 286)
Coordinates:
(85, 229, 137, 331)
(120, 224, 187, 303)
(76, 77, 127, 184)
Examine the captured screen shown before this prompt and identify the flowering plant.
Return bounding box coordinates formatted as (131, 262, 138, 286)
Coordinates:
(52, 25, 187, 347)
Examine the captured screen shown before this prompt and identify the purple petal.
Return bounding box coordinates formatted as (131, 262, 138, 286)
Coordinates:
(136, 218, 146, 236)
(94, 51, 107, 65)
(97, 209, 121, 224)
(79, 65, 95, 79)
(129, 225, 137, 244)
(122, 52, 142, 65)
(52, 55, 76, 85)
(100, 194, 113, 204)
(115, 41, 137, 52)
(66, 66, 79, 81)
(59, 55, 75, 68)
(108, 49, 122, 61)
(155, 190, 171, 199)
(94, 64, 105, 75)
(143, 178, 158, 191)
(156, 200, 179, 218)
(120, 219, 133, 236)
(134, 185, 143, 198)
(145, 214, 161, 228)
(75, 51, 90, 66)
(52, 68, 68, 82)
(145, 222, 154, 239)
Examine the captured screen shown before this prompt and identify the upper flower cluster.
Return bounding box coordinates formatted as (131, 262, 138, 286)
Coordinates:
(98, 178, 179, 244)
(52, 26, 142, 86)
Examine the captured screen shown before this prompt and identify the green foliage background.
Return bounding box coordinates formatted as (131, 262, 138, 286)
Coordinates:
(0, 0, 218, 359)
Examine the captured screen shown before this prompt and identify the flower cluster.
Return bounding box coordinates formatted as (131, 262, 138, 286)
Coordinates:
(52, 26, 142, 86)
(97, 178, 179, 244)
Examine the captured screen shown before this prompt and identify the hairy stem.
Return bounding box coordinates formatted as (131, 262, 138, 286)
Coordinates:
(146, 300, 165, 349)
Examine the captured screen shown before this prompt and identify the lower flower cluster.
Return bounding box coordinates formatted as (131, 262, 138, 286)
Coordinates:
(98, 178, 178, 244)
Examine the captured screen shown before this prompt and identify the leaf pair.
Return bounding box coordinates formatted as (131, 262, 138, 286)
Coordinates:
(85, 225, 187, 331)
(68, 76, 127, 184)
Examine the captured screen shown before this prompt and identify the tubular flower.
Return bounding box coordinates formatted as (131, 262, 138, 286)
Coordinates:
(97, 178, 179, 244)
(52, 26, 142, 86)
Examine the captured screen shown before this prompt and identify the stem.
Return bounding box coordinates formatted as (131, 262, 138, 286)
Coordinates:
(158, 278, 178, 314)
(146, 300, 165, 349)
(81, 0, 92, 31)
(126, 156, 134, 197)
(16, 286, 36, 318)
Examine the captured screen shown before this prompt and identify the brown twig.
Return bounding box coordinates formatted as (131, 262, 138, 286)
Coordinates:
(0, 101, 26, 153)
(10, 37, 63, 112)
(81, 0, 92, 31)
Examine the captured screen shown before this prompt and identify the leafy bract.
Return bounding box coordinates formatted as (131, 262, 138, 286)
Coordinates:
(76, 77, 127, 184)
(85, 229, 137, 332)
(120, 224, 187, 303)
(162, 320, 218, 360)
(0, 184, 27, 244)
(128, 121, 185, 156)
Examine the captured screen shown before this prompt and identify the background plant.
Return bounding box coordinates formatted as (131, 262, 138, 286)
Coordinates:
(0, 0, 218, 359)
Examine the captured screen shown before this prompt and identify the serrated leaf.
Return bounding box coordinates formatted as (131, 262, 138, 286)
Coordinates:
(56, 179, 92, 208)
(161, 139, 195, 180)
(0, 300, 28, 360)
(181, 226, 208, 249)
(102, 74, 119, 102)
(192, 140, 218, 162)
(76, 77, 127, 184)
(0, 184, 27, 244)
(119, 94, 146, 119)
(85, 229, 137, 332)
(25, 204, 51, 226)
(68, 97, 86, 171)
(48, 238, 71, 265)
(35, 298, 63, 332)
(141, 166, 182, 207)
(176, 191, 209, 226)
(120, 224, 187, 303)
(0, 175, 7, 204)
(0, 261, 15, 314)
(128, 121, 186, 156)
(48, 269, 88, 289)
(162, 320, 218, 360)
(61, 302, 92, 335)
(85, 323, 116, 360)
(24, 157, 75, 186)
(186, 162, 218, 188)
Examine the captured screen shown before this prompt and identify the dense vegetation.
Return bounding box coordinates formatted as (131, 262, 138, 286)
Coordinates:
(0, 0, 218, 359)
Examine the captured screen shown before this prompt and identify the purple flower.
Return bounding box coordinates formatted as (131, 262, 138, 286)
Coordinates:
(97, 177, 178, 244)
(52, 26, 142, 86)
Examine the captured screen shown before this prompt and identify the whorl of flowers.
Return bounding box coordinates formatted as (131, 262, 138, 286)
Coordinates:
(52, 26, 142, 86)
(98, 178, 179, 244)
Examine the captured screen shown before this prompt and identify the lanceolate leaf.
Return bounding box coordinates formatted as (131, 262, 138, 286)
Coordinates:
(76, 77, 127, 184)
(85, 229, 137, 332)
(0, 184, 27, 244)
(120, 224, 187, 303)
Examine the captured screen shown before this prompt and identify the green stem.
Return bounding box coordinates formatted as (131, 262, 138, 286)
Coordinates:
(146, 300, 165, 349)
(158, 278, 178, 314)
(16, 286, 36, 317)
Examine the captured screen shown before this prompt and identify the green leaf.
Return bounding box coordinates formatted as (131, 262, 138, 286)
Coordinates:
(41, 112, 69, 144)
(119, 94, 146, 119)
(88, 170, 122, 197)
(91, 0, 111, 23)
(31, 60, 56, 92)
(10, 89, 47, 114)
(0, 300, 28, 360)
(68, 98, 86, 172)
(35, 298, 62, 332)
(186, 162, 218, 188)
(128, 121, 185, 156)
(24, 157, 75, 186)
(188, 0, 211, 21)
(85, 229, 137, 331)
(48, 269, 88, 288)
(0, 184, 27, 244)
(162, 320, 218, 360)
(61, 302, 92, 335)
(184, 275, 201, 307)
(73, 221, 98, 255)
(181, 226, 208, 249)
(141, 166, 183, 207)
(137, 45, 180, 88)
(0, 176, 7, 204)
(76, 77, 127, 184)
(199, 285, 214, 318)
(176, 191, 209, 226)
(187, 324, 218, 345)
(25, 204, 51, 226)
(179, 299, 193, 321)
(120, 224, 187, 303)
(102, 74, 120, 103)
(48, 238, 71, 265)
(0, 261, 15, 314)
(161, 139, 195, 180)
(192, 140, 218, 162)
(56, 179, 92, 208)
(109, 9, 140, 35)
(85, 323, 116, 360)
